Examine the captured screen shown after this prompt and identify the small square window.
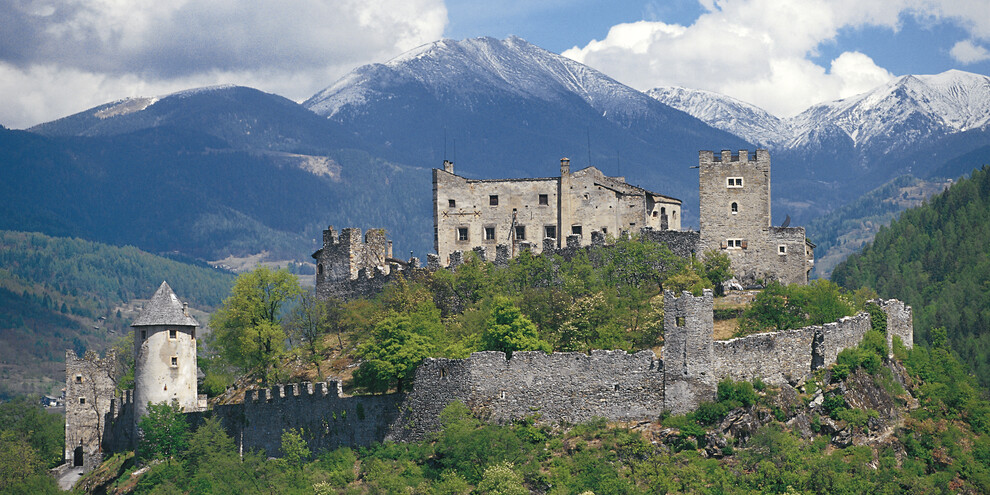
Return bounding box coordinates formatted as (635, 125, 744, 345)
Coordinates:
(515, 225, 526, 240)
(676, 316, 686, 327)
(727, 239, 743, 249)
(544, 225, 556, 239)
(79, 397, 86, 405)
(572, 225, 583, 236)
(457, 227, 469, 241)
(489, 195, 499, 206)
(169, 329, 177, 339)
(170, 356, 178, 367)
(538, 194, 549, 206)
(75, 375, 83, 383)
(778, 245, 787, 254)
(727, 177, 744, 188)
(484, 227, 496, 240)
(448, 199, 456, 207)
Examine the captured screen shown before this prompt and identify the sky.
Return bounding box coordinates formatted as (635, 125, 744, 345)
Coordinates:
(1, 0, 989, 129)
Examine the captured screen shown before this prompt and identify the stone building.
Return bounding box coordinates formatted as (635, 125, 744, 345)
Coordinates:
(312, 226, 393, 287)
(433, 158, 682, 264)
(131, 282, 204, 429)
(64, 349, 122, 470)
(698, 150, 814, 285)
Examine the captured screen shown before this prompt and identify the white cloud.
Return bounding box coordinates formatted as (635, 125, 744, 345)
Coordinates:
(563, 0, 988, 116)
(0, 0, 447, 128)
(951, 40, 990, 64)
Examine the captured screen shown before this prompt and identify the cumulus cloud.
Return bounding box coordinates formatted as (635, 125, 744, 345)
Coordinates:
(0, 0, 447, 128)
(951, 40, 990, 64)
(563, 0, 989, 116)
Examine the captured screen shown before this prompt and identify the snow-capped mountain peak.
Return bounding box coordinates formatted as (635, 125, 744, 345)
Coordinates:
(646, 86, 789, 147)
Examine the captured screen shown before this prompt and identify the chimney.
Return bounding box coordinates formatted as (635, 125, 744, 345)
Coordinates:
(182, 302, 188, 315)
(443, 160, 454, 174)
(560, 157, 570, 177)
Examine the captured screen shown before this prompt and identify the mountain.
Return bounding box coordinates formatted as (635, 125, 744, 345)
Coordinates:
(832, 166, 990, 388)
(645, 87, 788, 148)
(0, 230, 236, 398)
(304, 36, 749, 225)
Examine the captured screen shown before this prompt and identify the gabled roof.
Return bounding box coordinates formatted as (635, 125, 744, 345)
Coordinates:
(131, 281, 199, 327)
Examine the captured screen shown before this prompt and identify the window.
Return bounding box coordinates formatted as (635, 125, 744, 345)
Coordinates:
(170, 356, 178, 367)
(191, 329, 196, 340)
(141, 330, 147, 340)
(79, 397, 85, 405)
(601, 227, 607, 234)
(727, 239, 743, 249)
(652, 211, 658, 217)
(485, 226, 496, 240)
(515, 225, 526, 240)
(572, 225, 583, 236)
(457, 227, 469, 241)
(169, 329, 177, 340)
(544, 225, 556, 239)
(731, 202, 738, 214)
(489, 195, 499, 206)
(448, 199, 456, 207)
(75, 375, 83, 383)
(778, 245, 787, 254)
(727, 177, 744, 188)
(676, 316, 686, 327)
(538, 194, 549, 205)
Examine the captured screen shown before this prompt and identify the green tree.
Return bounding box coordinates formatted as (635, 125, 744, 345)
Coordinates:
(284, 290, 331, 378)
(558, 291, 622, 352)
(481, 296, 552, 357)
(476, 462, 528, 495)
(702, 250, 733, 296)
(664, 259, 711, 296)
(353, 305, 442, 392)
(0, 430, 43, 491)
(209, 267, 302, 380)
(280, 428, 310, 469)
(138, 401, 190, 464)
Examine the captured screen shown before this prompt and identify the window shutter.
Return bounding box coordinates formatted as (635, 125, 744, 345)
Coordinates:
(741, 240, 748, 249)
(720, 241, 727, 249)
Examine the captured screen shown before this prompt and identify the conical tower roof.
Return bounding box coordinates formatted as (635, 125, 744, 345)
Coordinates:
(131, 281, 199, 327)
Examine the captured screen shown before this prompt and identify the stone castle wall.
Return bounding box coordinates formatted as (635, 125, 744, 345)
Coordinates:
(64, 350, 131, 470)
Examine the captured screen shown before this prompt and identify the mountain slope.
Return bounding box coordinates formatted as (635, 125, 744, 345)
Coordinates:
(646, 86, 788, 148)
(0, 230, 236, 397)
(832, 166, 990, 387)
(305, 36, 749, 225)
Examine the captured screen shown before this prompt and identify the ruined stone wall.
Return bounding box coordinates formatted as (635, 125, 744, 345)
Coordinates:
(209, 382, 404, 457)
(64, 350, 120, 467)
(877, 299, 914, 355)
(663, 290, 716, 414)
(638, 228, 700, 258)
(714, 328, 817, 386)
(313, 227, 392, 286)
(817, 314, 872, 367)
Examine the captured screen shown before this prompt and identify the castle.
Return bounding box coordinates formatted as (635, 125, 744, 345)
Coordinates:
(433, 158, 682, 262)
(65, 149, 831, 470)
(64, 285, 913, 466)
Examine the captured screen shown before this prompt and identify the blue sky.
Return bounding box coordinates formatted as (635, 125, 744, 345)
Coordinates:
(1, 0, 988, 127)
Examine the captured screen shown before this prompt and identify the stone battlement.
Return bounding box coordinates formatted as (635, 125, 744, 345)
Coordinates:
(700, 149, 770, 163)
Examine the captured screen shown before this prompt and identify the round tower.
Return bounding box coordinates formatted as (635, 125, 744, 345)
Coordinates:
(131, 281, 200, 428)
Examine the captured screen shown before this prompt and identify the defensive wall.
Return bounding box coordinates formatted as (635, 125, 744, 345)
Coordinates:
(69, 292, 912, 459)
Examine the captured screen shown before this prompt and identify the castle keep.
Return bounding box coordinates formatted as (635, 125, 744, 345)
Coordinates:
(433, 158, 682, 264)
(698, 150, 814, 285)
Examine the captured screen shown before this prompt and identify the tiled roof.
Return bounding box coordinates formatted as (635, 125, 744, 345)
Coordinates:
(131, 281, 199, 327)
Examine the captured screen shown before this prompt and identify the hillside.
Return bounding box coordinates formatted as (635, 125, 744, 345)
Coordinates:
(833, 166, 990, 387)
(806, 175, 952, 279)
(0, 230, 236, 397)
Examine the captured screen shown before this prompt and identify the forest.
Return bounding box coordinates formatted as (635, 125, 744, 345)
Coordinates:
(833, 165, 990, 389)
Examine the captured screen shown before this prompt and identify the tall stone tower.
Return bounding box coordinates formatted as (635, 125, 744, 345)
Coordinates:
(698, 149, 812, 285)
(662, 289, 716, 414)
(131, 281, 200, 428)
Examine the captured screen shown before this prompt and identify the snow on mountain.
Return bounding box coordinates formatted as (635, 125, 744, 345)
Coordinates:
(646, 86, 789, 147)
(649, 70, 990, 154)
(305, 36, 660, 122)
(787, 70, 990, 151)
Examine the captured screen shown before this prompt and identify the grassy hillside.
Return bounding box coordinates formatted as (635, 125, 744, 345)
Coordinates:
(833, 166, 990, 388)
(0, 230, 235, 397)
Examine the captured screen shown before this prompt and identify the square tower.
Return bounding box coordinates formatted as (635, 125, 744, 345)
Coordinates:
(699, 149, 771, 250)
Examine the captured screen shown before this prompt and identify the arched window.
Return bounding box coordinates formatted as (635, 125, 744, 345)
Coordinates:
(731, 202, 738, 214)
